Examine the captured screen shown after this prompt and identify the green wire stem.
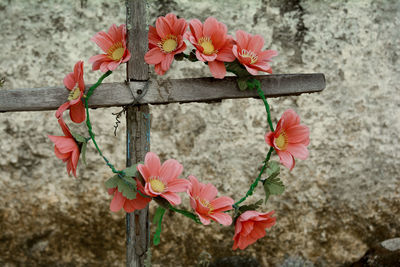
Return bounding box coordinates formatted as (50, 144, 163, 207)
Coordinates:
(83, 70, 123, 175)
(233, 79, 276, 208)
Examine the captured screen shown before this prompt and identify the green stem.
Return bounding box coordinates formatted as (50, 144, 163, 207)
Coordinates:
(234, 147, 274, 207)
(233, 79, 276, 208)
(168, 205, 202, 224)
(84, 70, 122, 175)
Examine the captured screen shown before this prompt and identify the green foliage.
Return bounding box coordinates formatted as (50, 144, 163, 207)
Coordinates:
(104, 174, 137, 200)
(152, 206, 166, 246)
(70, 132, 87, 143)
(80, 142, 87, 165)
(117, 176, 137, 200)
(225, 60, 252, 90)
(105, 175, 119, 189)
(237, 78, 249, 91)
(266, 160, 280, 180)
(124, 163, 139, 177)
(238, 199, 263, 214)
(263, 161, 285, 203)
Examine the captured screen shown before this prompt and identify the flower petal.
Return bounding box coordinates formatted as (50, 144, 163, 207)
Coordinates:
(69, 101, 86, 123)
(63, 72, 75, 90)
(166, 178, 191, 193)
(110, 190, 125, 212)
(160, 53, 174, 72)
(235, 30, 250, 49)
(281, 109, 300, 129)
(199, 183, 218, 201)
(208, 60, 226, 79)
(286, 143, 309, 160)
(144, 47, 165, 65)
(216, 46, 236, 62)
(265, 132, 274, 147)
(144, 152, 161, 176)
(55, 102, 70, 120)
(247, 34, 265, 52)
(210, 196, 234, 212)
(286, 125, 310, 144)
(155, 16, 170, 39)
(91, 32, 113, 53)
(277, 150, 295, 170)
(161, 191, 181, 206)
(197, 213, 211, 225)
(159, 159, 183, 183)
(209, 212, 232, 226)
(189, 19, 203, 40)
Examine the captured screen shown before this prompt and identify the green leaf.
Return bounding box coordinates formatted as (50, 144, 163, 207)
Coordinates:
(238, 199, 264, 213)
(80, 142, 87, 166)
(105, 175, 119, 189)
(153, 206, 166, 246)
(70, 132, 87, 143)
(225, 60, 252, 78)
(117, 175, 137, 200)
(237, 78, 248, 91)
(266, 160, 280, 180)
(263, 176, 285, 203)
(123, 163, 139, 178)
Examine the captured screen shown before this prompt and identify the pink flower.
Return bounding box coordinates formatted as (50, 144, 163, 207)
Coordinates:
(89, 24, 131, 72)
(144, 13, 187, 75)
(265, 109, 310, 170)
(185, 17, 236, 79)
(55, 61, 86, 123)
(48, 118, 80, 177)
(137, 152, 191, 206)
(108, 178, 152, 213)
(187, 175, 234, 226)
(232, 30, 278, 75)
(232, 210, 276, 250)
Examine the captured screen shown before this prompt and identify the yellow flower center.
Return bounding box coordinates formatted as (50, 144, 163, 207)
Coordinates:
(107, 42, 124, 61)
(240, 49, 258, 64)
(199, 37, 215, 55)
(198, 197, 214, 214)
(68, 88, 81, 101)
(275, 132, 288, 150)
(150, 177, 165, 193)
(158, 35, 178, 53)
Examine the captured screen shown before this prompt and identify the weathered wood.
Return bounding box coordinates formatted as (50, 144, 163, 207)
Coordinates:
(126, 105, 150, 267)
(126, 0, 148, 81)
(125, 0, 150, 267)
(0, 73, 325, 112)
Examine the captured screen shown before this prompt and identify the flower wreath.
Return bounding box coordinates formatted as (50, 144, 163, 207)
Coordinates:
(48, 14, 310, 251)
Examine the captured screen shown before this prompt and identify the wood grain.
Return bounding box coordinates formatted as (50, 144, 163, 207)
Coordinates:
(125, 1, 150, 267)
(0, 73, 325, 112)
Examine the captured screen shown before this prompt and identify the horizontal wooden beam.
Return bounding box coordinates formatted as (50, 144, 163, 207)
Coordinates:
(0, 73, 325, 112)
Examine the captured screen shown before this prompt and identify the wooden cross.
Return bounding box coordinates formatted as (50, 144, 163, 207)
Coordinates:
(0, 1, 325, 266)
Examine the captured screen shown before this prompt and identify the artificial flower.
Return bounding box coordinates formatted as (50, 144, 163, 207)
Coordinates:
(185, 17, 235, 79)
(232, 30, 278, 75)
(187, 175, 234, 226)
(137, 152, 191, 206)
(48, 118, 80, 177)
(232, 210, 276, 250)
(55, 61, 85, 123)
(265, 109, 310, 170)
(89, 24, 131, 72)
(144, 13, 187, 75)
(108, 178, 152, 213)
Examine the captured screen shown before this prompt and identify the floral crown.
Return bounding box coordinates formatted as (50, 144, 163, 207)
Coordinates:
(48, 14, 310, 251)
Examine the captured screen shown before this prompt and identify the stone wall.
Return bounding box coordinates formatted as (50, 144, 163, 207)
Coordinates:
(0, 0, 399, 266)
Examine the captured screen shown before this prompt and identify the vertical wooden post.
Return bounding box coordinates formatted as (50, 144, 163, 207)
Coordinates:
(125, 1, 150, 266)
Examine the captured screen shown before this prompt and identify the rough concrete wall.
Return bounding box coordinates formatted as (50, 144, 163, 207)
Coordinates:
(0, 0, 399, 266)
